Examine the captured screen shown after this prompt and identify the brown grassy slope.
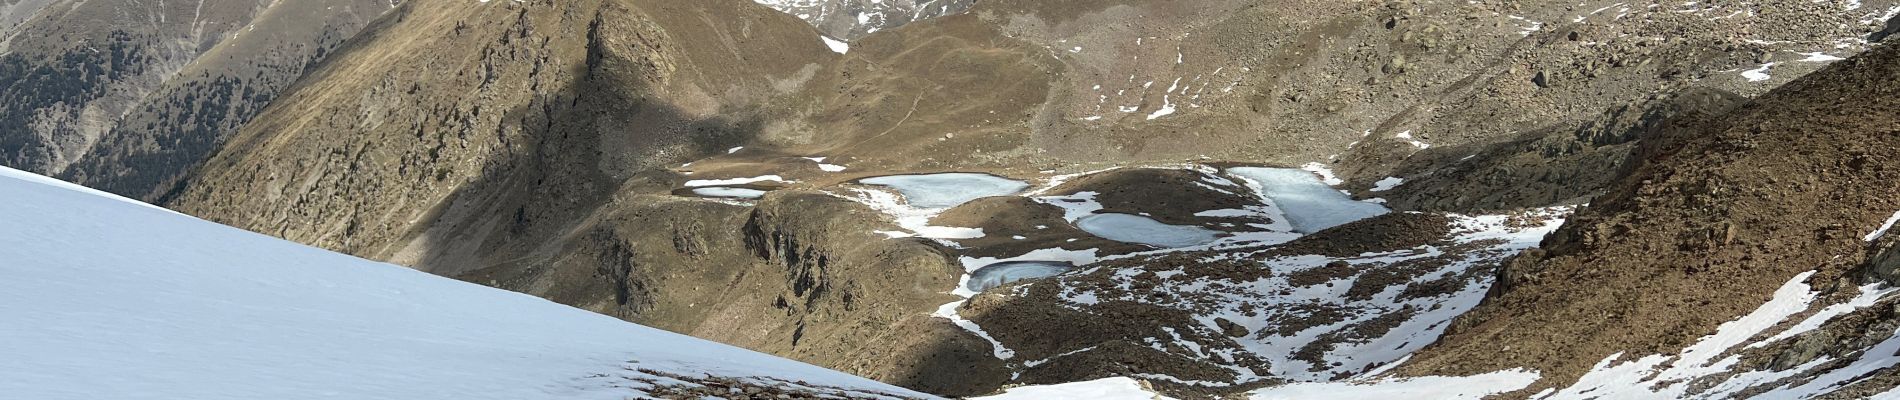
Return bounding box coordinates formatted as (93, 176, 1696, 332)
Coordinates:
(1404, 42, 1900, 390)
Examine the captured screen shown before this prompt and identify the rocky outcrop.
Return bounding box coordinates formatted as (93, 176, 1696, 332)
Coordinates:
(460, 192, 1008, 396)
(1407, 41, 1900, 391)
(1378, 87, 1747, 213)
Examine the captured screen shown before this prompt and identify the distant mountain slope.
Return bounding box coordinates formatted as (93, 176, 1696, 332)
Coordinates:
(0, 0, 391, 200)
(0, 165, 931, 400)
(753, 0, 970, 40)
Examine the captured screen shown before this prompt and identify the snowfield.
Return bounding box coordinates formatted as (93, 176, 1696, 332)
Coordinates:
(0, 167, 931, 400)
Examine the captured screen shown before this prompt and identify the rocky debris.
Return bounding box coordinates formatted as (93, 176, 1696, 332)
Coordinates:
(1407, 42, 1900, 391)
(1379, 87, 1747, 214)
(629, 368, 928, 399)
(1268, 212, 1452, 258)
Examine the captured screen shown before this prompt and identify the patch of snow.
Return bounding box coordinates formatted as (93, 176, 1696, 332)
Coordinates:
(934, 300, 1014, 359)
(1147, 95, 1178, 120)
(1369, 177, 1405, 192)
(1797, 52, 1846, 62)
(803, 156, 847, 172)
(975, 377, 1176, 400)
(1534, 269, 1900, 399)
(1394, 130, 1431, 149)
(683, 175, 786, 187)
(1751, 282, 1896, 347)
(1298, 162, 1344, 186)
(1742, 63, 1775, 82)
(1868, 211, 1900, 241)
(1025, 167, 1121, 196)
(820, 35, 850, 54)
(1250, 369, 1541, 399)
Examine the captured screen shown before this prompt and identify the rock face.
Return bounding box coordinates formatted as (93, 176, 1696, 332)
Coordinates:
(752, 0, 972, 40)
(1407, 41, 1900, 393)
(0, 0, 392, 200)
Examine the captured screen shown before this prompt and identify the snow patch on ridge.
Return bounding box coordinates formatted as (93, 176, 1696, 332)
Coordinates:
(820, 35, 850, 53)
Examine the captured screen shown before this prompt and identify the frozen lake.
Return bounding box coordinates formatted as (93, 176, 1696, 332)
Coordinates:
(1075, 213, 1219, 248)
(858, 173, 1030, 209)
(966, 261, 1074, 292)
(1227, 167, 1389, 233)
(690, 187, 767, 199)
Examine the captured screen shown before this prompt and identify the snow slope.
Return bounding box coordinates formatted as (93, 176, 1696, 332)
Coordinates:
(0, 167, 931, 400)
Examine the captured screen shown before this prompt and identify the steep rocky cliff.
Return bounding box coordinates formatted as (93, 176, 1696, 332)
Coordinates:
(0, 0, 391, 199)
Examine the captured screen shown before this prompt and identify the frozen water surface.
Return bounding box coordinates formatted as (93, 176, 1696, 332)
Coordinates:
(1076, 213, 1219, 248)
(691, 187, 766, 199)
(967, 261, 1074, 292)
(1227, 167, 1389, 233)
(859, 173, 1030, 209)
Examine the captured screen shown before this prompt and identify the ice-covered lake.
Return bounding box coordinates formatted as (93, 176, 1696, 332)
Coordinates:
(858, 173, 1030, 209)
(966, 261, 1074, 292)
(1227, 167, 1389, 233)
(690, 187, 767, 199)
(1075, 213, 1220, 248)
